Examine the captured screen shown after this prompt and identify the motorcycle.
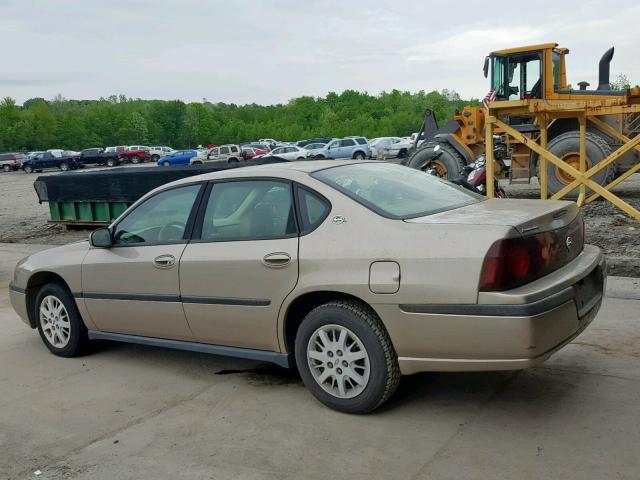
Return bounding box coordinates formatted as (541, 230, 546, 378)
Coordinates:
(453, 156, 507, 198)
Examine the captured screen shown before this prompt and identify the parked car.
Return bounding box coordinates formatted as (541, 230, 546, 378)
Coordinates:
(311, 137, 370, 160)
(149, 146, 175, 162)
(240, 146, 269, 160)
(0, 153, 27, 172)
(21, 151, 81, 173)
(194, 144, 242, 164)
(369, 137, 412, 159)
(123, 146, 151, 164)
(296, 138, 333, 148)
(26, 151, 44, 161)
(158, 150, 198, 166)
(262, 145, 308, 161)
(303, 142, 328, 157)
(9, 161, 604, 414)
(258, 138, 278, 148)
(79, 148, 123, 167)
(104, 146, 127, 154)
(46, 149, 65, 158)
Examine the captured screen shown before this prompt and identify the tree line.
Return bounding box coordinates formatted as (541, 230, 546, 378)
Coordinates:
(0, 90, 478, 152)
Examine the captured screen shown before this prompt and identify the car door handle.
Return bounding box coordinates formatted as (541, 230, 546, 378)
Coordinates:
(262, 252, 291, 268)
(153, 254, 176, 269)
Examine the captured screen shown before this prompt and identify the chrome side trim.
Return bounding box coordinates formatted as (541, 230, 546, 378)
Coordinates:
(87, 331, 290, 368)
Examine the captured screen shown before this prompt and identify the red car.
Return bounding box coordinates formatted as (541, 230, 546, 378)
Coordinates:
(122, 145, 151, 164)
(241, 146, 269, 160)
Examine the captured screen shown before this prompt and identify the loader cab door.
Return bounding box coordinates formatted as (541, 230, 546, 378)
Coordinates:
(491, 51, 543, 101)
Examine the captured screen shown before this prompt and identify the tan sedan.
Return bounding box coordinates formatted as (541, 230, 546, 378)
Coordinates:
(9, 161, 605, 413)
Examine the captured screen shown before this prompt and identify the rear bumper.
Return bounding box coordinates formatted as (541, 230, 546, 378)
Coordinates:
(377, 246, 605, 375)
(9, 283, 30, 327)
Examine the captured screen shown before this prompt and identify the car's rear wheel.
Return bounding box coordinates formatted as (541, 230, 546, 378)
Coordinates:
(24, 165, 33, 174)
(295, 300, 400, 414)
(353, 152, 366, 160)
(3, 164, 11, 173)
(106, 158, 116, 167)
(228, 158, 239, 163)
(35, 283, 89, 357)
(162, 160, 171, 167)
(151, 154, 160, 162)
(130, 155, 140, 164)
(59, 162, 69, 171)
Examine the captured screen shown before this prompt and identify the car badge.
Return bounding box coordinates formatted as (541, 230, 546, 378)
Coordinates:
(332, 215, 346, 225)
(566, 236, 573, 250)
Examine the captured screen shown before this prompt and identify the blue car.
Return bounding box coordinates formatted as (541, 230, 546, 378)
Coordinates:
(158, 150, 198, 166)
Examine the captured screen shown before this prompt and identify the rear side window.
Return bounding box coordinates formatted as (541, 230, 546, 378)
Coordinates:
(231, 146, 238, 152)
(340, 139, 356, 147)
(355, 138, 367, 145)
(220, 146, 230, 154)
(297, 187, 330, 234)
(200, 180, 297, 241)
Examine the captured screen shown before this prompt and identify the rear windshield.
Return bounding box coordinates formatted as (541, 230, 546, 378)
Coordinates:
(312, 162, 482, 219)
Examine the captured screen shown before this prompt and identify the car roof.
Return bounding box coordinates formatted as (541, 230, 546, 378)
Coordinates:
(165, 160, 366, 189)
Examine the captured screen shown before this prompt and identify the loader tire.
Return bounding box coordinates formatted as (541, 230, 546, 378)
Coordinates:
(406, 143, 466, 180)
(537, 131, 615, 199)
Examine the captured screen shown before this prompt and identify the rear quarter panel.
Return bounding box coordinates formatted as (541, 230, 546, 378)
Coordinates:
(277, 177, 512, 351)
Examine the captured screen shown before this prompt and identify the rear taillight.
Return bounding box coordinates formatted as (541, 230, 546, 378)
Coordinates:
(479, 215, 584, 291)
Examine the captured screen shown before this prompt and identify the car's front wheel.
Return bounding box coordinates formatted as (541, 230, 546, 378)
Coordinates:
(3, 164, 11, 173)
(35, 283, 89, 357)
(130, 155, 140, 164)
(59, 162, 69, 171)
(24, 165, 33, 173)
(162, 160, 171, 167)
(106, 158, 116, 167)
(295, 300, 400, 413)
(353, 152, 366, 160)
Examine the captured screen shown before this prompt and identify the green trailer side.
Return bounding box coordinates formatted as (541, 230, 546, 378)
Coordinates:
(48, 201, 131, 226)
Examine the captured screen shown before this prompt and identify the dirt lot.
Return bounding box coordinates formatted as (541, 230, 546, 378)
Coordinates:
(1, 167, 639, 277)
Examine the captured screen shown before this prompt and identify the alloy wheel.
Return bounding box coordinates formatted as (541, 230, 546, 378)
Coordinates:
(307, 324, 370, 399)
(39, 295, 71, 348)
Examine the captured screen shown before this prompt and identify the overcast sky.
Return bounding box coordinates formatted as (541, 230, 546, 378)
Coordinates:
(2, 0, 638, 105)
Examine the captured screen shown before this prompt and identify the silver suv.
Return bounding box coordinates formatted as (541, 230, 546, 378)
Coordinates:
(194, 145, 242, 164)
(311, 137, 370, 160)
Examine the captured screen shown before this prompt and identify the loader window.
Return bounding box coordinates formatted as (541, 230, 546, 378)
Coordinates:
(493, 53, 542, 100)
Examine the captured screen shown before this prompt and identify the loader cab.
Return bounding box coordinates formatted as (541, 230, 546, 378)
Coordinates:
(485, 43, 568, 102)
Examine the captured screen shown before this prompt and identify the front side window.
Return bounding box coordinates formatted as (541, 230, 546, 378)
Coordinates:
(200, 180, 297, 241)
(113, 184, 201, 245)
(328, 140, 339, 149)
(313, 162, 481, 219)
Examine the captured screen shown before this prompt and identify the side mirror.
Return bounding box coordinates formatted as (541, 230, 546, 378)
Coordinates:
(483, 56, 490, 78)
(90, 227, 113, 248)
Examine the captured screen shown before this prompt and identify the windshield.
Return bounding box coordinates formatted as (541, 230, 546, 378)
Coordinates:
(312, 162, 482, 219)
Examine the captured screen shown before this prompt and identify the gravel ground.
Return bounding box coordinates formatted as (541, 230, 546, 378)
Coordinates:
(1, 166, 639, 277)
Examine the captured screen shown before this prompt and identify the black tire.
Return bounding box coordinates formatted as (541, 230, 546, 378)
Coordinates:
(3, 164, 11, 173)
(353, 152, 366, 160)
(151, 154, 160, 162)
(295, 300, 400, 414)
(130, 155, 140, 164)
(406, 143, 466, 180)
(34, 282, 90, 358)
(191, 160, 203, 165)
(24, 165, 33, 174)
(106, 158, 116, 167)
(296, 157, 305, 161)
(314, 154, 326, 159)
(228, 158, 239, 163)
(537, 131, 615, 198)
(397, 148, 408, 159)
(59, 162, 69, 171)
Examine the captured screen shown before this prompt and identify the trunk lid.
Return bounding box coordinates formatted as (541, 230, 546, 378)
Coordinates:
(405, 198, 579, 235)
